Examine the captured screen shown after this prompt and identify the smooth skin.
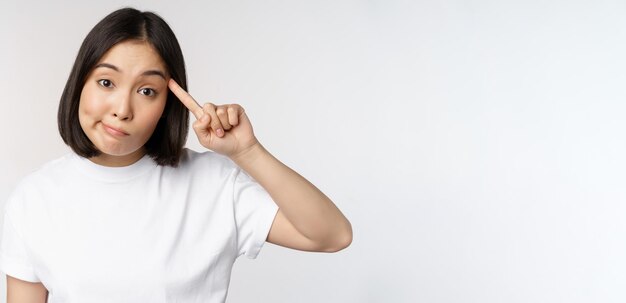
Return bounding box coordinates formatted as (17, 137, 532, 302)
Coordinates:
(79, 40, 169, 167)
(7, 40, 352, 301)
(6, 276, 47, 303)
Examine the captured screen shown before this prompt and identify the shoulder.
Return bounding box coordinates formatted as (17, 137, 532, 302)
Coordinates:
(178, 148, 240, 176)
(164, 148, 246, 195)
(12, 154, 72, 192)
(5, 153, 72, 214)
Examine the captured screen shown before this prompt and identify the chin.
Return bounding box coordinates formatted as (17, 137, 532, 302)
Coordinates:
(95, 142, 142, 157)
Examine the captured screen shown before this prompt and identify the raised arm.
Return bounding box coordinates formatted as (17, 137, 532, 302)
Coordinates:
(169, 79, 352, 252)
(232, 143, 352, 252)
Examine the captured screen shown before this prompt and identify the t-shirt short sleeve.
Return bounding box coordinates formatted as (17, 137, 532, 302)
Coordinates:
(233, 168, 279, 259)
(0, 202, 41, 282)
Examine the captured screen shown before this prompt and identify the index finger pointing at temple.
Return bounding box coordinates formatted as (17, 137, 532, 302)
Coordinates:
(168, 79, 203, 119)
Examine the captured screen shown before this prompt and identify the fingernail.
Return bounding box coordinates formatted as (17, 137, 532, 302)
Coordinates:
(217, 128, 224, 137)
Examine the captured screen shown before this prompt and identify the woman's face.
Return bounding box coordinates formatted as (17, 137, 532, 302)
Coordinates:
(79, 40, 169, 167)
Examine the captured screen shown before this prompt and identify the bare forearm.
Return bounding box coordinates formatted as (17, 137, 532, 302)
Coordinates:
(231, 143, 352, 245)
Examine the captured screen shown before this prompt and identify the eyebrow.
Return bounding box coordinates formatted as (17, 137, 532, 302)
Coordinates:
(94, 63, 167, 80)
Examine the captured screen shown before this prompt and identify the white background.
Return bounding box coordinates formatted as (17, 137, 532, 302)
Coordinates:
(1, 0, 626, 302)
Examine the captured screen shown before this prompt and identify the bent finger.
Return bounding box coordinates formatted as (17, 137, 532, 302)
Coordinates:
(203, 103, 225, 137)
(192, 116, 210, 137)
(216, 106, 232, 130)
(227, 105, 241, 126)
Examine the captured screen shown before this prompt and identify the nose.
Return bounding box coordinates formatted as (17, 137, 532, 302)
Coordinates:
(112, 91, 133, 121)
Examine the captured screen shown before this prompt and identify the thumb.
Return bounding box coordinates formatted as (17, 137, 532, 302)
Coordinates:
(193, 114, 212, 139)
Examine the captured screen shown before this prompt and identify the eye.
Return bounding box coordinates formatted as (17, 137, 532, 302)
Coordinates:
(138, 87, 157, 97)
(97, 79, 113, 88)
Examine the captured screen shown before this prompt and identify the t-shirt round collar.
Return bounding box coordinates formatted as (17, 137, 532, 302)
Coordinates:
(69, 152, 157, 183)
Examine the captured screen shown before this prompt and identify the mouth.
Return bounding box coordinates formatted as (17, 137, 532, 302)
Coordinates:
(101, 122, 129, 136)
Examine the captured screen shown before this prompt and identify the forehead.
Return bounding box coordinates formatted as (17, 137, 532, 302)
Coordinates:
(96, 40, 166, 73)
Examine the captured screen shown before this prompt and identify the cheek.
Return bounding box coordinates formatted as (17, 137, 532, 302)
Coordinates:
(138, 101, 167, 132)
(149, 96, 168, 122)
(78, 85, 106, 120)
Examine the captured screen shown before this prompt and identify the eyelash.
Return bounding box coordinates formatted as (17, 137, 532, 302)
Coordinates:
(96, 79, 158, 97)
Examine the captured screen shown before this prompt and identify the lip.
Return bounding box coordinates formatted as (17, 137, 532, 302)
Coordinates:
(101, 122, 129, 136)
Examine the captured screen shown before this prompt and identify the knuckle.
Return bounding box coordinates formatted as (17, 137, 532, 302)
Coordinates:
(192, 122, 202, 130)
(202, 103, 214, 111)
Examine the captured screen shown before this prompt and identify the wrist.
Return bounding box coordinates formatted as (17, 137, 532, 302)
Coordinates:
(230, 140, 266, 168)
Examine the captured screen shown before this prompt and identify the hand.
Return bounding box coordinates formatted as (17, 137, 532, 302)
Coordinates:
(168, 79, 259, 157)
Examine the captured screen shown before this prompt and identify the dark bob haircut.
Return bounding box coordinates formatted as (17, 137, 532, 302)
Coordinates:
(58, 7, 189, 167)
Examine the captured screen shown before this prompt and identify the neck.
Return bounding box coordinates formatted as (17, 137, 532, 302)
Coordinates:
(88, 148, 146, 167)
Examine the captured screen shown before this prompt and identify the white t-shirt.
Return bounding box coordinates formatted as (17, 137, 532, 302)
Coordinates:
(0, 148, 279, 303)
